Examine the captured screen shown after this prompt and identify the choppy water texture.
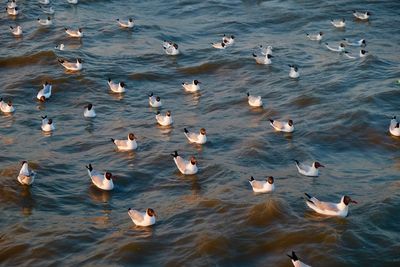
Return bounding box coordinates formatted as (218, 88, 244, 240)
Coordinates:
(1, 0, 400, 266)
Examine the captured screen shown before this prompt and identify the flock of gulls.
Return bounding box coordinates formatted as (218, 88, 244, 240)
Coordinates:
(2, 1, 397, 265)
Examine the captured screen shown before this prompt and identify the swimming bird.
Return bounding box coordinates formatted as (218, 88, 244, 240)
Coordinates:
(269, 119, 294, 133)
(163, 41, 179, 55)
(67, 0, 78, 4)
(111, 133, 137, 151)
(389, 116, 400, 136)
(359, 49, 368, 58)
(6, 7, 18, 15)
(249, 176, 274, 193)
(306, 31, 323, 41)
(289, 65, 299, 79)
(182, 80, 201, 92)
(128, 208, 157, 227)
(37, 17, 52, 26)
(17, 161, 36, 186)
(247, 92, 263, 107)
(38, 0, 50, 4)
(37, 81, 52, 101)
(353, 10, 370, 20)
(156, 111, 173, 126)
(7, 0, 17, 9)
(9, 25, 22, 36)
(294, 160, 324, 177)
(40, 5, 54, 14)
(117, 18, 134, 28)
(85, 164, 114, 191)
(330, 18, 345, 28)
(184, 128, 207, 144)
(253, 53, 273, 65)
(342, 38, 366, 47)
(259, 45, 272, 56)
(0, 98, 15, 113)
(212, 42, 226, 49)
(222, 34, 235, 46)
(344, 51, 356, 59)
(148, 92, 162, 108)
(58, 58, 82, 71)
(41, 115, 55, 132)
(84, 103, 96, 118)
(55, 44, 64, 51)
(325, 42, 345, 52)
(65, 28, 83, 38)
(108, 78, 126, 93)
(287, 251, 311, 267)
(304, 193, 357, 217)
(171, 151, 198, 175)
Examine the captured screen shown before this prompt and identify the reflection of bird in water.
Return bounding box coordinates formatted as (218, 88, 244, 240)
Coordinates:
(20, 187, 35, 216)
(88, 185, 112, 203)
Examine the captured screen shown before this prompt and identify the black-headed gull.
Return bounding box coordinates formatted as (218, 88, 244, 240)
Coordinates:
(0, 98, 15, 113)
(306, 31, 323, 41)
(163, 41, 179, 55)
(182, 80, 201, 92)
(389, 116, 400, 137)
(156, 111, 173, 126)
(37, 81, 52, 102)
(259, 45, 272, 56)
(288, 65, 299, 79)
(148, 92, 162, 108)
(287, 251, 311, 267)
(65, 27, 83, 38)
(84, 103, 96, 118)
(7, 0, 17, 9)
(9, 25, 22, 36)
(249, 176, 274, 193)
(252, 53, 273, 65)
(128, 208, 157, 226)
(342, 38, 366, 47)
(330, 18, 345, 28)
(41, 115, 55, 132)
(58, 58, 82, 71)
(86, 164, 114, 191)
(222, 34, 235, 46)
(247, 92, 263, 107)
(117, 18, 134, 28)
(6, 6, 18, 15)
(108, 78, 126, 93)
(325, 42, 345, 52)
(269, 119, 294, 133)
(55, 44, 65, 51)
(111, 133, 137, 151)
(171, 151, 198, 175)
(295, 160, 324, 177)
(353, 10, 370, 20)
(212, 42, 226, 49)
(37, 17, 52, 26)
(305, 193, 357, 217)
(184, 128, 207, 144)
(359, 49, 368, 58)
(17, 161, 36, 186)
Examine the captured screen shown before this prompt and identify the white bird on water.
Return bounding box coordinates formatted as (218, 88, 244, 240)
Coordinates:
(212, 42, 226, 49)
(287, 251, 311, 267)
(289, 65, 299, 79)
(41, 115, 55, 132)
(55, 44, 65, 51)
(65, 28, 83, 38)
(117, 18, 134, 28)
(184, 128, 207, 144)
(85, 164, 114, 191)
(325, 42, 345, 52)
(6, 7, 19, 15)
(163, 41, 179, 55)
(84, 103, 96, 118)
(259, 45, 272, 56)
(0, 98, 15, 113)
(156, 110, 173, 126)
(7, 0, 17, 9)
(108, 78, 126, 93)
(353, 10, 370, 20)
(9, 26, 22, 36)
(148, 92, 162, 108)
(344, 50, 368, 59)
(182, 80, 201, 92)
(248, 176, 275, 193)
(294, 160, 324, 177)
(222, 34, 235, 46)
(269, 119, 294, 133)
(58, 58, 82, 71)
(330, 18, 345, 28)
(343, 38, 366, 47)
(389, 116, 400, 137)
(304, 193, 357, 217)
(247, 92, 263, 107)
(128, 208, 157, 227)
(17, 161, 37, 186)
(171, 151, 198, 175)
(37, 81, 52, 102)
(37, 17, 52, 26)
(252, 53, 273, 65)
(306, 31, 323, 41)
(111, 133, 137, 151)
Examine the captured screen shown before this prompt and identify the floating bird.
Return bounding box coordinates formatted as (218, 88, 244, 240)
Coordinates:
(295, 160, 324, 177)
(111, 133, 137, 151)
(163, 41, 179, 55)
(359, 49, 368, 58)
(259, 45, 272, 56)
(222, 34, 235, 46)
(171, 151, 198, 175)
(325, 42, 345, 52)
(353, 10, 370, 20)
(342, 38, 366, 47)
(40, 5, 54, 14)
(65, 27, 83, 38)
(84, 103, 96, 118)
(17, 161, 36, 186)
(37, 17, 52, 26)
(344, 51, 356, 59)
(389, 116, 400, 136)
(7, 0, 17, 9)
(252, 53, 273, 65)
(331, 18, 345, 28)
(55, 44, 64, 51)
(306, 31, 323, 41)
(148, 92, 162, 108)
(58, 58, 82, 71)
(38, 0, 50, 4)
(212, 42, 226, 49)
(85, 164, 114, 191)
(287, 251, 311, 267)
(289, 65, 299, 79)
(156, 111, 173, 126)
(184, 128, 207, 144)
(128, 208, 157, 227)
(41, 115, 55, 132)
(6, 7, 18, 15)
(37, 81, 52, 102)
(9, 25, 22, 36)
(108, 78, 126, 93)
(67, 0, 78, 4)
(249, 176, 274, 193)
(117, 18, 134, 28)
(182, 80, 201, 92)
(247, 92, 263, 107)
(0, 98, 15, 113)
(304, 193, 357, 217)
(269, 119, 294, 133)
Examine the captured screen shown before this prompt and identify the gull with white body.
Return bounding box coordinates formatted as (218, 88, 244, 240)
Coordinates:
(171, 151, 198, 175)
(0, 98, 15, 113)
(58, 58, 82, 71)
(41, 115, 55, 132)
(128, 208, 157, 227)
(295, 160, 324, 177)
(65, 28, 83, 38)
(85, 164, 114, 191)
(289, 65, 299, 79)
(252, 53, 273, 65)
(249, 176, 274, 193)
(148, 92, 162, 108)
(163, 41, 179, 55)
(9, 26, 22, 36)
(269, 119, 294, 133)
(184, 128, 207, 144)
(37, 17, 52, 26)
(325, 42, 345, 52)
(182, 80, 201, 92)
(331, 18, 345, 28)
(111, 133, 137, 151)
(37, 81, 52, 102)
(389, 116, 400, 136)
(117, 18, 134, 28)
(353, 10, 370, 20)
(306, 32, 323, 41)
(156, 111, 173, 126)
(84, 103, 96, 118)
(305, 193, 357, 217)
(17, 161, 36, 186)
(108, 79, 126, 93)
(247, 92, 263, 107)
(287, 251, 311, 267)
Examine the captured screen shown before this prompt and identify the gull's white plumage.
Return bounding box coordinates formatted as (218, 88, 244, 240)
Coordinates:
(0, 98, 15, 113)
(41, 116, 55, 132)
(247, 92, 263, 107)
(252, 53, 272, 65)
(305, 193, 357, 217)
(306, 32, 323, 41)
(171, 151, 198, 175)
(17, 161, 36, 186)
(117, 18, 134, 28)
(37, 17, 52, 26)
(58, 58, 82, 71)
(295, 160, 324, 177)
(108, 79, 126, 93)
(353, 10, 370, 20)
(389, 116, 400, 137)
(287, 251, 312, 267)
(111, 133, 137, 151)
(148, 92, 162, 108)
(184, 128, 207, 144)
(156, 111, 173, 126)
(163, 41, 179, 55)
(325, 43, 345, 52)
(10, 26, 22, 36)
(289, 65, 299, 79)
(248, 176, 274, 193)
(86, 164, 114, 191)
(65, 28, 83, 38)
(182, 80, 201, 92)
(269, 119, 294, 133)
(330, 18, 345, 28)
(128, 208, 156, 226)
(37, 82, 52, 101)
(84, 103, 96, 118)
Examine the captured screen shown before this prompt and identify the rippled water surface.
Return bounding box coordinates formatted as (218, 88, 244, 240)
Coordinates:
(1, 0, 400, 266)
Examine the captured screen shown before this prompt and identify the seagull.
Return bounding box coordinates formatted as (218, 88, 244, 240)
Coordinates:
(55, 44, 65, 51)
(171, 151, 198, 175)
(40, 5, 54, 14)
(342, 38, 366, 47)
(325, 42, 345, 52)
(289, 65, 299, 79)
(6, 7, 18, 15)
(252, 53, 273, 65)
(58, 58, 82, 71)
(38, 0, 50, 4)
(306, 31, 323, 41)
(211, 42, 226, 49)
(294, 160, 324, 177)
(67, 0, 78, 4)
(7, 0, 17, 9)
(182, 80, 201, 92)
(17, 161, 36, 186)
(111, 133, 137, 151)
(389, 116, 400, 136)
(107, 78, 126, 93)
(65, 28, 83, 38)
(247, 92, 263, 107)
(353, 10, 370, 20)
(84, 103, 96, 118)
(287, 251, 311, 267)
(163, 41, 179, 55)
(259, 45, 272, 56)
(37, 81, 52, 101)
(85, 164, 114, 191)
(117, 18, 134, 28)
(37, 17, 52, 26)
(128, 208, 157, 227)
(184, 128, 207, 144)
(330, 18, 346, 28)
(148, 92, 162, 108)
(359, 49, 368, 58)
(248, 176, 275, 193)
(9, 25, 22, 36)
(222, 34, 235, 46)
(304, 193, 357, 217)
(156, 111, 173, 126)
(269, 119, 294, 133)
(0, 98, 15, 113)
(41, 115, 55, 132)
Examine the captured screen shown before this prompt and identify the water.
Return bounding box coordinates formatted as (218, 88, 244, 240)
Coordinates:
(1, 0, 400, 266)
